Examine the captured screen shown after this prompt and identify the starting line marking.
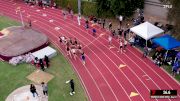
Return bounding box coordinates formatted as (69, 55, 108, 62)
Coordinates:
(99, 32, 105, 37)
(49, 19, 54, 23)
(54, 27, 60, 31)
(130, 92, 139, 97)
(118, 64, 126, 69)
(109, 46, 115, 49)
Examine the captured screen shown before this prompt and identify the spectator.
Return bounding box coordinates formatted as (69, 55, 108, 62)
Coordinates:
(129, 36, 135, 46)
(172, 65, 178, 77)
(39, 59, 45, 71)
(30, 84, 38, 97)
(119, 15, 123, 28)
(92, 28, 96, 36)
(108, 21, 112, 30)
(38, 0, 43, 7)
(66, 79, 75, 95)
(142, 46, 148, 58)
(118, 28, 122, 37)
(102, 19, 105, 28)
(85, 19, 89, 29)
(34, 57, 39, 66)
(52, 2, 57, 9)
(98, 18, 101, 24)
(62, 10, 67, 20)
(41, 82, 48, 97)
(112, 30, 116, 37)
(44, 55, 49, 68)
(89, 15, 94, 21)
(93, 17, 97, 23)
(25, 0, 29, 4)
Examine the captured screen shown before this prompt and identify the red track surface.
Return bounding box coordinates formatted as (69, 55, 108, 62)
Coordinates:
(0, 0, 179, 101)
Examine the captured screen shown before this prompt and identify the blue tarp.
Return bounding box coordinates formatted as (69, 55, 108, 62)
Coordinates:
(152, 35, 180, 50)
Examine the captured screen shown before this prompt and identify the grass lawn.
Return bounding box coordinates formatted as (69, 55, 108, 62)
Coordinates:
(0, 16, 21, 30)
(163, 65, 180, 82)
(0, 16, 88, 101)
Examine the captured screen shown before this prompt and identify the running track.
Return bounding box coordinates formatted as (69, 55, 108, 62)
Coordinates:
(0, 0, 179, 101)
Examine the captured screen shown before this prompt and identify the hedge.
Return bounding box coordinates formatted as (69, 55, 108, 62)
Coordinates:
(54, 0, 68, 8)
(82, 1, 97, 17)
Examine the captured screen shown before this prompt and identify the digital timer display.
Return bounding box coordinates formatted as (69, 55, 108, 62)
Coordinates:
(150, 90, 177, 99)
(150, 90, 177, 95)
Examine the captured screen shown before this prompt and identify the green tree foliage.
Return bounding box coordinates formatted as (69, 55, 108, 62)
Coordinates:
(96, 0, 111, 17)
(161, 0, 180, 39)
(54, 0, 144, 18)
(96, 0, 144, 17)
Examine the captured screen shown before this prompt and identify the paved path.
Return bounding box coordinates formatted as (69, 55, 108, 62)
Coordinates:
(6, 85, 48, 101)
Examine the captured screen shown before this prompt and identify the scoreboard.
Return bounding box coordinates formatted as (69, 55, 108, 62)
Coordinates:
(150, 90, 177, 99)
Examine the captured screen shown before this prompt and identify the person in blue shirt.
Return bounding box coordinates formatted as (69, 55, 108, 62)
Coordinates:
(172, 61, 180, 77)
(92, 28, 96, 36)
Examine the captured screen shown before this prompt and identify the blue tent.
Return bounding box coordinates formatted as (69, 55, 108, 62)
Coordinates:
(152, 35, 180, 50)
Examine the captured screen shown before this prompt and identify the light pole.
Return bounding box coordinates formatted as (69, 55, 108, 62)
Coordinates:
(16, 7, 24, 27)
(19, 11, 24, 27)
(78, 0, 81, 15)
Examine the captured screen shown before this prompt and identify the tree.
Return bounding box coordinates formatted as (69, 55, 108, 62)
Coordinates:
(96, 0, 111, 17)
(96, 0, 144, 17)
(160, 0, 180, 39)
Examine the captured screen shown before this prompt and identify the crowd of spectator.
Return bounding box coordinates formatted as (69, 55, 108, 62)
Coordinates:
(24, 0, 57, 8)
(32, 55, 50, 71)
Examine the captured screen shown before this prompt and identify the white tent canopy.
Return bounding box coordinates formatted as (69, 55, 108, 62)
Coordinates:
(130, 21, 164, 40)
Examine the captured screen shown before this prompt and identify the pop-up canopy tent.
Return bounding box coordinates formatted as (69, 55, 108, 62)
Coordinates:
(152, 34, 180, 61)
(130, 21, 164, 46)
(152, 35, 180, 50)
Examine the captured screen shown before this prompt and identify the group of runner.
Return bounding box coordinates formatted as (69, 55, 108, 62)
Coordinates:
(59, 36, 86, 65)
